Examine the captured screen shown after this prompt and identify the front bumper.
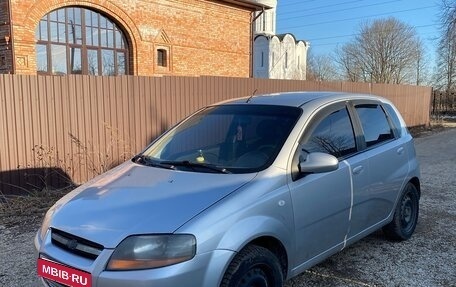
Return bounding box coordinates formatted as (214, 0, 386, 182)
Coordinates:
(35, 230, 234, 287)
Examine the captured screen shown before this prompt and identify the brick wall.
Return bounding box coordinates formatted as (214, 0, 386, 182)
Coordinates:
(8, 0, 253, 77)
(0, 0, 13, 73)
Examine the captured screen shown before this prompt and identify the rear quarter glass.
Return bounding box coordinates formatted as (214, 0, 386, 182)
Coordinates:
(383, 103, 406, 137)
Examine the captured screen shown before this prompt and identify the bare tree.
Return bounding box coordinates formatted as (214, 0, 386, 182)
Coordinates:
(435, 0, 456, 92)
(336, 18, 425, 85)
(307, 52, 340, 81)
(336, 43, 366, 82)
(414, 39, 430, 86)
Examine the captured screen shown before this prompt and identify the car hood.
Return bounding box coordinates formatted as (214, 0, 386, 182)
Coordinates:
(49, 162, 256, 248)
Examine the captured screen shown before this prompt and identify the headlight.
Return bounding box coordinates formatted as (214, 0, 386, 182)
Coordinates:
(106, 234, 196, 270)
(39, 196, 68, 240)
(39, 218, 50, 240)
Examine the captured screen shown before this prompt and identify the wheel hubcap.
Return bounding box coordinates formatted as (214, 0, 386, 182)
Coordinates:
(239, 268, 269, 287)
(401, 193, 415, 231)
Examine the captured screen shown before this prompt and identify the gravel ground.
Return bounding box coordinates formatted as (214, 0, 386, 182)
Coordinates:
(1, 128, 455, 287)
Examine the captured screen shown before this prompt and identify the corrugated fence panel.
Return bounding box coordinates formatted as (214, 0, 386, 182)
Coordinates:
(0, 76, 12, 190)
(0, 74, 432, 194)
(5, 76, 20, 190)
(9, 76, 23, 188)
(340, 81, 372, 94)
(371, 83, 432, 127)
(66, 75, 81, 183)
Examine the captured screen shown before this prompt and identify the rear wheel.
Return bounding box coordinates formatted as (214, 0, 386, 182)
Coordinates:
(220, 245, 283, 287)
(383, 182, 419, 241)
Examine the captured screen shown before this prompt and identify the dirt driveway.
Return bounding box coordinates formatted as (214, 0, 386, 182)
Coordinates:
(1, 128, 455, 287)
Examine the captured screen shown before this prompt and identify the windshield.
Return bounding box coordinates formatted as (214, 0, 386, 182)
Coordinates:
(139, 104, 302, 173)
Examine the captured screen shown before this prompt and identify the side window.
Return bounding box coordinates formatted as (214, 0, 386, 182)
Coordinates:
(301, 108, 356, 158)
(355, 104, 394, 147)
(157, 49, 168, 67)
(155, 46, 171, 73)
(383, 104, 404, 137)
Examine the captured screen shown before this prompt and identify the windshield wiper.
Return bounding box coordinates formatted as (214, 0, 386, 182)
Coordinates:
(160, 160, 231, 174)
(133, 155, 175, 170)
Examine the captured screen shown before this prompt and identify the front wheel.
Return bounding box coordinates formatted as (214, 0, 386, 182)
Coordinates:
(383, 182, 419, 241)
(220, 245, 283, 287)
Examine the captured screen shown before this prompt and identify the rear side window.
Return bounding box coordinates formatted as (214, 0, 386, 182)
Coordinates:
(355, 104, 394, 147)
(301, 108, 356, 158)
(383, 104, 404, 137)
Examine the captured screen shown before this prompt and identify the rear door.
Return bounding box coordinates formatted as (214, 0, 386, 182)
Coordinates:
(347, 101, 410, 238)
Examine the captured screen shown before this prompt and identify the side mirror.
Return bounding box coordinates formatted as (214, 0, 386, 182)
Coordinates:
(299, 152, 339, 174)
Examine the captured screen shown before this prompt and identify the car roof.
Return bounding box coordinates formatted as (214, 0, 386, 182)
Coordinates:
(221, 91, 385, 107)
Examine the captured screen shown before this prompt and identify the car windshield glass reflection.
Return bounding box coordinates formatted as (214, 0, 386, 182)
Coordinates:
(140, 104, 302, 173)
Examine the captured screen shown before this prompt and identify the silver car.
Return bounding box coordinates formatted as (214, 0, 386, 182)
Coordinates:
(35, 92, 420, 287)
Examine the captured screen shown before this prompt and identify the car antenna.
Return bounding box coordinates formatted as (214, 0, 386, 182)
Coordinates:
(246, 89, 257, 103)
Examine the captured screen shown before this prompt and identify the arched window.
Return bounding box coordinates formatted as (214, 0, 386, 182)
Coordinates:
(35, 7, 129, 75)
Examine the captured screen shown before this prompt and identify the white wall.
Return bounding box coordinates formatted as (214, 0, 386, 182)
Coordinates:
(264, 34, 308, 80)
(253, 7, 277, 35)
(268, 36, 281, 79)
(296, 41, 309, 80)
(252, 0, 309, 80)
(253, 36, 270, 78)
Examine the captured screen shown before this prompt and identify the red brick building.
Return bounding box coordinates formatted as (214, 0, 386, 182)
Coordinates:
(0, 0, 273, 77)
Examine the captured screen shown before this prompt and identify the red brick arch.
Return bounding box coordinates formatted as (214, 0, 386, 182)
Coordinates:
(23, 0, 141, 74)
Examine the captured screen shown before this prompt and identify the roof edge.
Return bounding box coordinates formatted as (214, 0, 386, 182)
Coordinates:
(218, 0, 275, 10)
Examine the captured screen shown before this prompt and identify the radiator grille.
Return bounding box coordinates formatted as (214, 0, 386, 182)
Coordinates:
(51, 229, 103, 260)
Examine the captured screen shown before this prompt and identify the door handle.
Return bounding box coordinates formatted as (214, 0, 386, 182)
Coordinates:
(397, 147, 404, 155)
(352, 166, 364, 175)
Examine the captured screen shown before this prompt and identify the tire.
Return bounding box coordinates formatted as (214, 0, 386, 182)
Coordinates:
(383, 182, 419, 241)
(220, 245, 283, 287)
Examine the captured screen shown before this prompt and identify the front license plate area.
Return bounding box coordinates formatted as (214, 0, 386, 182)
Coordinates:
(37, 258, 92, 287)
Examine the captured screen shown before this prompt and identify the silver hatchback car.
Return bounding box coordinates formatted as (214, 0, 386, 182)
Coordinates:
(35, 92, 420, 287)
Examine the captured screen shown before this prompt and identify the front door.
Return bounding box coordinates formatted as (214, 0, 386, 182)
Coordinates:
(288, 104, 367, 267)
